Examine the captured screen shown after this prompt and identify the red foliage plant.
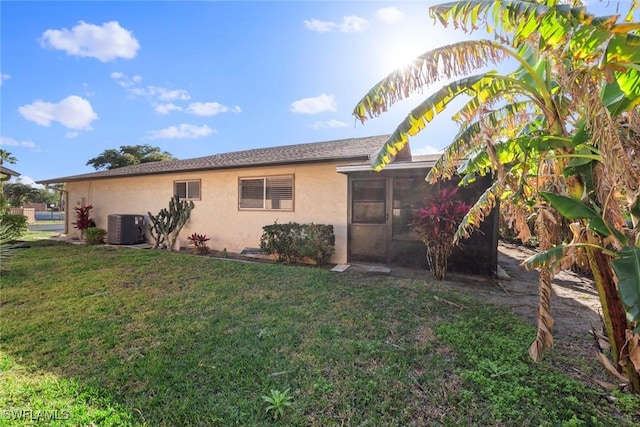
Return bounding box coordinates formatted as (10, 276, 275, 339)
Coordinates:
(187, 233, 210, 255)
(410, 187, 471, 280)
(72, 204, 95, 239)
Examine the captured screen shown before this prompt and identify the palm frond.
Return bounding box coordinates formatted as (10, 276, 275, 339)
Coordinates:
(352, 40, 508, 122)
(453, 178, 504, 243)
(428, 101, 534, 181)
(371, 72, 546, 170)
(430, 0, 596, 49)
(453, 90, 535, 124)
(0, 222, 18, 272)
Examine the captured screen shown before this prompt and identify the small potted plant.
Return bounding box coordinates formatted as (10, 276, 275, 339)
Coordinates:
(410, 187, 471, 280)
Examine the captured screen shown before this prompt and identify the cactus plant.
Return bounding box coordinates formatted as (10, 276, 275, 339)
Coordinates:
(148, 195, 194, 251)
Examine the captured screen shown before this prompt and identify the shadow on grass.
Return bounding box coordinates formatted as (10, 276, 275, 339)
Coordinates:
(1, 241, 636, 426)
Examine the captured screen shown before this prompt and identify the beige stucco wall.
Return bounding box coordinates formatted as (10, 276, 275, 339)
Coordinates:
(65, 162, 349, 263)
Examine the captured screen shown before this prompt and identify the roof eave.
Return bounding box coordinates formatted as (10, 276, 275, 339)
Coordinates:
(37, 154, 373, 185)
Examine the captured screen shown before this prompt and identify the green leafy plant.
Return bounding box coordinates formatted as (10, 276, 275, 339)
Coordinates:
(260, 222, 301, 263)
(301, 223, 335, 266)
(409, 187, 471, 280)
(72, 204, 95, 240)
(187, 233, 210, 255)
(261, 388, 293, 420)
(85, 227, 107, 245)
(260, 222, 336, 265)
(0, 213, 28, 240)
(0, 222, 18, 272)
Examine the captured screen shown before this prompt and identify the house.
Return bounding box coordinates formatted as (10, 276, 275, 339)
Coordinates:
(1, 165, 20, 182)
(38, 135, 498, 275)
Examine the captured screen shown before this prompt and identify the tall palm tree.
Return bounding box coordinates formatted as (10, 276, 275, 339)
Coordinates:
(0, 149, 17, 166)
(353, 0, 640, 390)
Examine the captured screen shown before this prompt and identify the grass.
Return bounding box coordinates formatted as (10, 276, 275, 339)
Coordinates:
(19, 229, 63, 242)
(1, 240, 639, 426)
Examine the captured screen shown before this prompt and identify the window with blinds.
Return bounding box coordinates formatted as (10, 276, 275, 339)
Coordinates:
(174, 180, 201, 200)
(239, 175, 294, 210)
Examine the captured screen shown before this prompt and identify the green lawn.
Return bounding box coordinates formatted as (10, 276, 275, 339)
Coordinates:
(1, 240, 638, 426)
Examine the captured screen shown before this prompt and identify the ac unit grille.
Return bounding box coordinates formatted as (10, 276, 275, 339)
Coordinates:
(107, 214, 145, 245)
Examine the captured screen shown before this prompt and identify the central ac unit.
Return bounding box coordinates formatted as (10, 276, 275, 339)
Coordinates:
(107, 214, 145, 245)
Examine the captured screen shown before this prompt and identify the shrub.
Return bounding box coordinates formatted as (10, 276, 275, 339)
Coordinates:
(0, 214, 28, 240)
(301, 223, 335, 266)
(0, 222, 17, 272)
(260, 222, 335, 265)
(260, 222, 300, 263)
(72, 205, 95, 240)
(410, 187, 470, 280)
(187, 233, 210, 255)
(85, 227, 107, 245)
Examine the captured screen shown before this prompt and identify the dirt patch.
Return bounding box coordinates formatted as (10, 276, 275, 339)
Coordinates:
(391, 241, 603, 340)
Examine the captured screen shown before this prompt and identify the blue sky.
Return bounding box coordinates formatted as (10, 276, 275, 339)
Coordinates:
(0, 0, 629, 185)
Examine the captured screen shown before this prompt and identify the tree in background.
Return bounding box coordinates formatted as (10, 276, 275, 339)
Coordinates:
(0, 149, 17, 166)
(86, 145, 177, 170)
(2, 183, 40, 208)
(353, 0, 640, 390)
(0, 150, 18, 211)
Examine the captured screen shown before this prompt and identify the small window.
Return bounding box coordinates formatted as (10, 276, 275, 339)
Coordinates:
(174, 180, 201, 200)
(239, 175, 293, 210)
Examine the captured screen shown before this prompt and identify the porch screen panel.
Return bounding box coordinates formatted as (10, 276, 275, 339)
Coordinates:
(392, 174, 439, 241)
(352, 179, 386, 224)
(239, 179, 265, 209)
(392, 177, 421, 241)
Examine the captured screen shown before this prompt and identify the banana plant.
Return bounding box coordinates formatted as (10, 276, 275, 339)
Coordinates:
(352, 0, 640, 389)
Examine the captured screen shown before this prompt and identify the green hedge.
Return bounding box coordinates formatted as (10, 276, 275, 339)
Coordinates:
(260, 222, 335, 266)
(0, 214, 28, 240)
(85, 227, 107, 245)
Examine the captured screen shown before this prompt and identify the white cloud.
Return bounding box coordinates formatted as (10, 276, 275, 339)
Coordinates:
(18, 95, 98, 130)
(304, 19, 337, 33)
(310, 119, 349, 129)
(0, 136, 36, 148)
(112, 73, 191, 103)
(148, 86, 190, 101)
(0, 73, 10, 85)
(341, 16, 369, 32)
(376, 7, 404, 24)
(40, 21, 140, 62)
(155, 103, 183, 115)
(185, 102, 242, 116)
(111, 71, 139, 88)
(290, 94, 337, 114)
(65, 131, 80, 139)
(16, 176, 44, 189)
(304, 15, 368, 33)
(146, 124, 214, 140)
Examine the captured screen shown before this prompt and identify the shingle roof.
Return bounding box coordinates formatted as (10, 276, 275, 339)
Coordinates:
(38, 135, 391, 184)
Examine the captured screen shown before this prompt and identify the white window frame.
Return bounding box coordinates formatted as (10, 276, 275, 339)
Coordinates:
(174, 179, 201, 201)
(238, 175, 294, 211)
